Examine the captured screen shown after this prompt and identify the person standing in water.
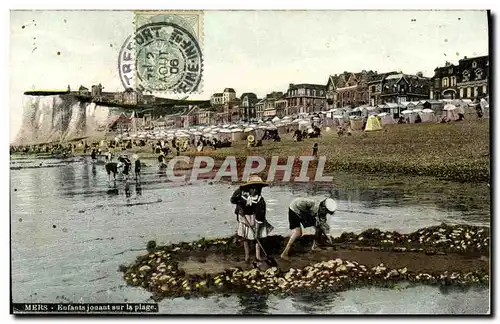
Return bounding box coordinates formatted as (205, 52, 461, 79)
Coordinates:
(280, 197, 337, 260)
(230, 175, 273, 266)
(133, 154, 141, 180)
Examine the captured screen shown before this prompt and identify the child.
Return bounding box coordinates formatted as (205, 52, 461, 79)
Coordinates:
(230, 175, 272, 266)
(133, 154, 141, 180)
(312, 143, 319, 157)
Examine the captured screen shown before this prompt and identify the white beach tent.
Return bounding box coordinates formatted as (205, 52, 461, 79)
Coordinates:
(443, 104, 459, 121)
(419, 109, 436, 123)
(401, 109, 417, 123)
(230, 128, 245, 141)
(298, 120, 311, 131)
(377, 112, 394, 125)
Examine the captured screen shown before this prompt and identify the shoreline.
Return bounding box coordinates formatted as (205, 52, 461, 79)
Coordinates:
(10, 120, 490, 183)
(10, 149, 490, 184)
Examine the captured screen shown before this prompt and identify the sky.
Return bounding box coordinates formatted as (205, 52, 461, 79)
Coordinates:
(9, 10, 489, 142)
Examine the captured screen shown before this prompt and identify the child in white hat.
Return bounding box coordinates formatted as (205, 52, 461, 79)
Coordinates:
(280, 197, 337, 261)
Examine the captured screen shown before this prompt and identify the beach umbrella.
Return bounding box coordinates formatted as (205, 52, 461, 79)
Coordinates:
(401, 110, 413, 114)
(443, 104, 457, 111)
(244, 127, 254, 132)
(422, 109, 434, 113)
(378, 112, 389, 117)
(272, 116, 280, 122)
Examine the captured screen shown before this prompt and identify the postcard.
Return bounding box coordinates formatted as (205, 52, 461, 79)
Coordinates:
(9, 9, 490, 315)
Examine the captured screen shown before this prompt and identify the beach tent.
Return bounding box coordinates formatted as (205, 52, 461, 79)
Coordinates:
(480, 98, 489, 117)
(443, 104, 459, 121)
(364, 115, 382, 132)
(377, 112, 395, 125)
(298, 120, 311, 131)
(230, 128, 245, 141)
(401, 109, 418, 124)
(349, 116, 364, 131)
(419, 109, 436, 123)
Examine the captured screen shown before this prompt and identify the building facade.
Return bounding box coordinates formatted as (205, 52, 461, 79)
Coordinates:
(431, 55, 489, 100)
(196, 109, 215, 125)
(210, 93, 224, 106)
(91, 83, 103, 101)
(255, 92, 284, 118)
(368, 72, 430, 105)
(285, 83, 325, 115)
(211, 88, 237, 107)
(274, 95, 287, 117)
(178, 106, 199, 128)
(239, 93, 259, 120)
(326, 71, 376, 109)
(122, 88, 143, 105)
(79, 86, 90, 96)
(223, 88, 236, 104)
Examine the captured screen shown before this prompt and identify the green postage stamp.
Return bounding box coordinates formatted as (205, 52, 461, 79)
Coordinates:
(118, 11, 204, 95)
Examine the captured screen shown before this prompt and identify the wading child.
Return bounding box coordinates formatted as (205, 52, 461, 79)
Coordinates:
(280, 197, 337, 261)
(133, 154, 141, 180)
(230, 175, 273, 266)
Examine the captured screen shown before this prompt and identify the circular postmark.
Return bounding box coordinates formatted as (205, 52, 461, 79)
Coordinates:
(118, 22, 203, 94)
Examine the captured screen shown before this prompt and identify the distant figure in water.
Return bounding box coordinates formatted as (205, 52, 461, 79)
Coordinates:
(119, 155, 132, 180)
(90, 149, 97, 162)
(134, 154, 141, 180)
(105, 161, 118, 181)
(125, 182, 131, 198)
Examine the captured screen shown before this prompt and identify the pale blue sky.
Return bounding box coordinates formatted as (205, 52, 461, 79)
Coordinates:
(10, 10, 489, 141)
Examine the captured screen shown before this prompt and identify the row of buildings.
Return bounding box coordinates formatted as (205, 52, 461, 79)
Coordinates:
(77, 84, 156, 105)
(202, 55, 489, 124)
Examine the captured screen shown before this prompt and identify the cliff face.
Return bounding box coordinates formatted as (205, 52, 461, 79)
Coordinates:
(14, 94, 115, 145)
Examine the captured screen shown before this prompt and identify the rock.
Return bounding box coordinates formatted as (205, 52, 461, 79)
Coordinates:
(335, 265, 347, 273)
(139, 265, 152, 272)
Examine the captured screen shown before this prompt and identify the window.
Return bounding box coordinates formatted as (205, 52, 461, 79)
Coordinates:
(450, 76, 456, 87)
(434, 78, 440, 88)
(460, 88, 464, 98)
(483, 85, 487, 94)
(467, 88, 471, 98)
(474, 87, 478, 97)
(472, 61, 477, 68)
(442, 77, 449, 88)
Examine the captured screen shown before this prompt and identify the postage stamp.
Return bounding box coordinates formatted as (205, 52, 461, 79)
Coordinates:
(118, 11, 204, 95)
